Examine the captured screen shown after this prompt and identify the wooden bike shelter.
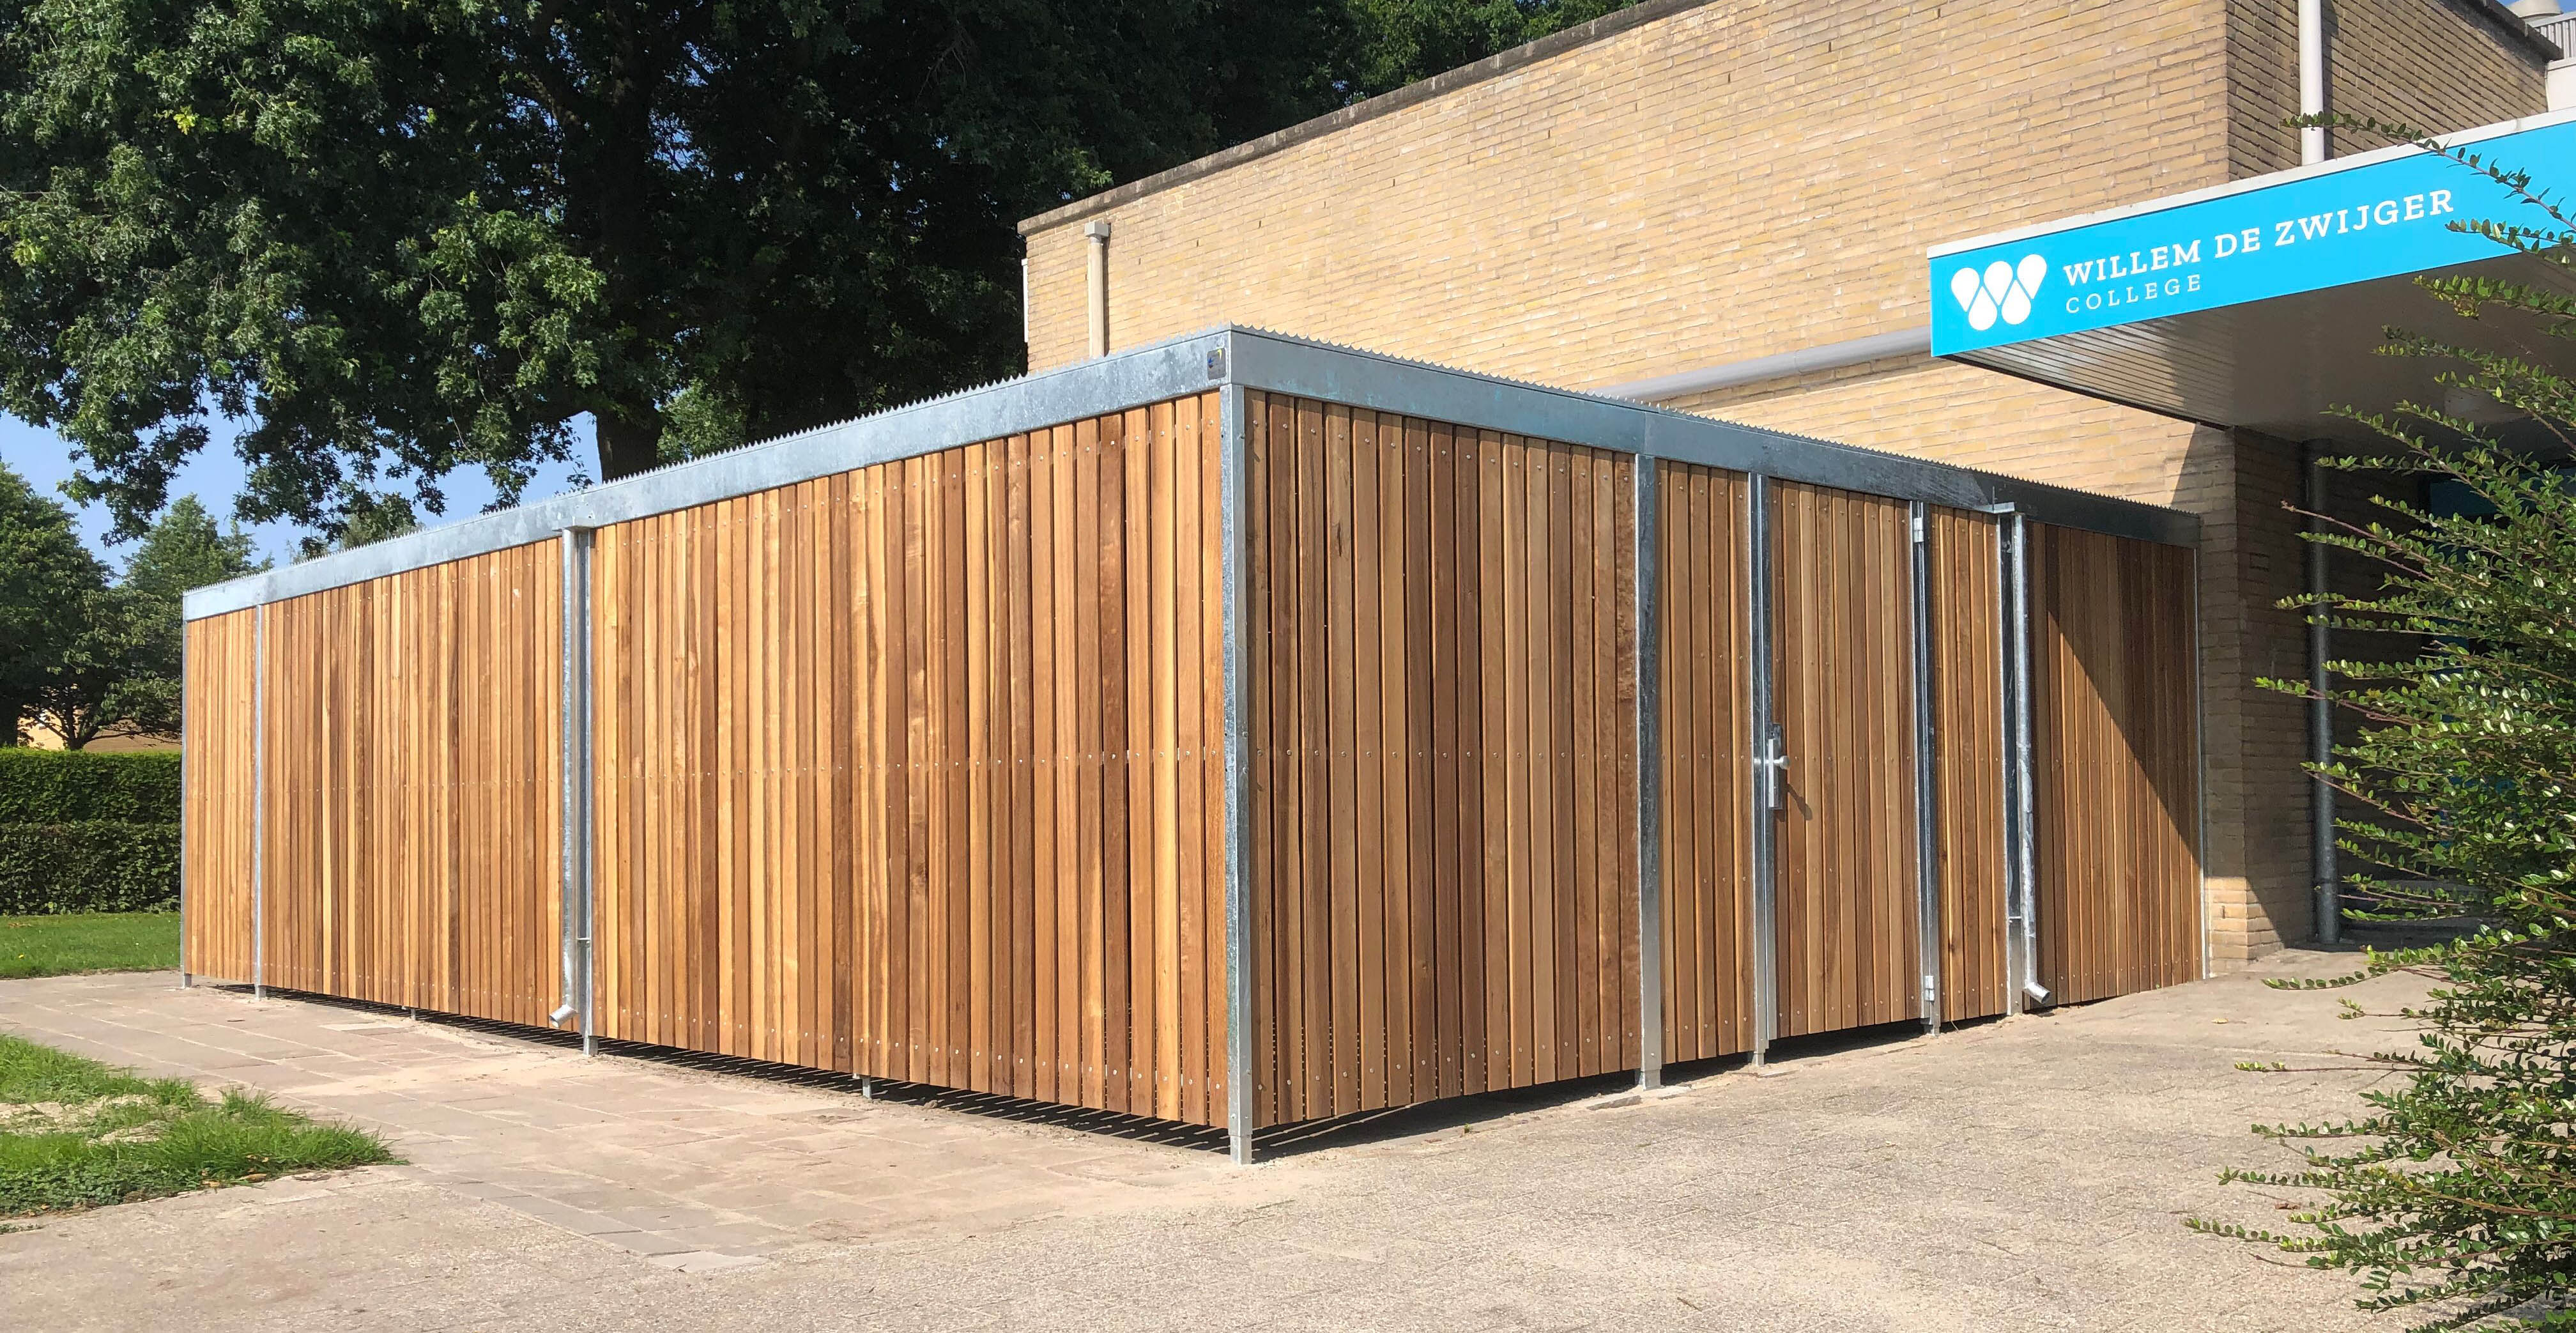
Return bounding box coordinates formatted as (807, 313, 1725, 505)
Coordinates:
(181, 328, 2204, 1162)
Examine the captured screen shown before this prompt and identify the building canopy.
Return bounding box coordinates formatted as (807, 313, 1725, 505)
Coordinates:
(1928, 111, 2576, 445)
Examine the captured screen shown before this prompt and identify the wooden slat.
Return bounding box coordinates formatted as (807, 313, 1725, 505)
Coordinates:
(1655, 461, 1755, 1063)
(235, 544, 561, 1028)
(1768, 482, 1919, 1040)
(2032, 524, 2201, 1005)
(181, 610, 259, 982)
(1238, 396, 1642, 1129)
(579, 394, 1229, 1124)
(1931, 509, 2012, 1022)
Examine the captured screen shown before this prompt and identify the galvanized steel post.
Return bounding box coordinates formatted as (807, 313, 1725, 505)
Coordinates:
(1634, 460, 1664, 1089)
(1218, 375, 1256, 1165)
(1747, 475, 1779, 1067)
(1910, 504, 1941, 1035)
(250, 603, 268, 1000)
(179, 623, 192, 989)
(556, 527, 597, 1055)
(2004, 514, 2044, 1011)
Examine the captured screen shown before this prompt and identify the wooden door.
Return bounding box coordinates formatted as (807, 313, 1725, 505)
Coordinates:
(1768, 482, 1922, 1038)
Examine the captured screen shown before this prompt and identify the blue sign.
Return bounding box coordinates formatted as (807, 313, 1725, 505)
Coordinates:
(1928, 118, 2576, 356)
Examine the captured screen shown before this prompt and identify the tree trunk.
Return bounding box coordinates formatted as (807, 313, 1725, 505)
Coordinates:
(594, 410, 663, 481)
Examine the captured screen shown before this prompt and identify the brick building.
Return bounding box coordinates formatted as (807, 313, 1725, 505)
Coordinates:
(1016, 0, 2558, 964)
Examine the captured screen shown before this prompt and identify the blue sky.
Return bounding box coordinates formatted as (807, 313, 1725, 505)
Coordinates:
(0, 411, 592, 571)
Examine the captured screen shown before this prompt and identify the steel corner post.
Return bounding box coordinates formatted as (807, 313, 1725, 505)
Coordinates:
(1217, 380, 1256, 1165)
(558, 527, 598, 1056)
(179, 624, 192, 989)
(1634, 461, 1664, 1090)
(1910, 504, 1942, 1035)
(1746, 474, 1779, 1068)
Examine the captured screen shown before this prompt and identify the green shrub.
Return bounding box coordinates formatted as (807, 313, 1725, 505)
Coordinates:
(2191, 123, 2576, 1330)
(0, 750, 180, 824)
(0, 824, 179, 914)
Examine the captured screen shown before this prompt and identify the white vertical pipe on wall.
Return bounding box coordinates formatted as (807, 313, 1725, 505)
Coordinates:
(1084, 221, 1112, 359)
(2296, 0, 2340, 941)
(2300, 0, 2329, 164)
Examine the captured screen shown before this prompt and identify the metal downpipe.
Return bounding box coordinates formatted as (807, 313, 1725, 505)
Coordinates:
(2306, 443, 2340, 944)
(1910, 504, 1942, 1034)
(2005, 515, 2048, 1010)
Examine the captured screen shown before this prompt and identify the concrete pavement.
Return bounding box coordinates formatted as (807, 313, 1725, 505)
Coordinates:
(1, 944, 2426, 1331)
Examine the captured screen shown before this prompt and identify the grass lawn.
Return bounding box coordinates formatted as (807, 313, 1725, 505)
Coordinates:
(0, 1031, 394, 1217)
(0, 912, 180, 980)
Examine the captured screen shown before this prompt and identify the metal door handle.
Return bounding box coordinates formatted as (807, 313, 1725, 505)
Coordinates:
(1762, 723, 1788, 812)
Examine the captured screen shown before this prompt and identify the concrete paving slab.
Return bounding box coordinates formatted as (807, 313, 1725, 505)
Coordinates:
(0, 948, 2442, 1330)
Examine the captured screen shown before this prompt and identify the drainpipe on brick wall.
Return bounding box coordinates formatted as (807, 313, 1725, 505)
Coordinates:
(2306, 440, 2340, 944)
(2299, 0, 2338, 944)
(2300, 0, 2329, 164)
(1084, 221, 1112, 359)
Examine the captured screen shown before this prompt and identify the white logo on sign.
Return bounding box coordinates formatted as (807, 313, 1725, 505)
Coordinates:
(1949, 255, 2048, 331)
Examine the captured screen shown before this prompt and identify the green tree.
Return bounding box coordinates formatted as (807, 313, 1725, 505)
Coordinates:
(328, 492, 419, 552)
(109, 495, 268, 740)
(1341, 0, 1633, 98)
(22, 583, 151, 750)
(2194, 127, 2576, 1330)
(0, 0, 1627, 546)
(0, 462, 107, 744)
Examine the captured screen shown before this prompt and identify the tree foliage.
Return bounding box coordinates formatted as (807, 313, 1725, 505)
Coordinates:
(0, 472, 261, 746)
(109, 494, 266, 738)
(1340, 0, 1631, 97)
(0, 0, 1630, 544)
(2193, 125, 2576, 1330)
(0, 461, 105, 743)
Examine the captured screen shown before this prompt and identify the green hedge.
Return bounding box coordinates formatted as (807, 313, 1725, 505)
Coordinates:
(0, 750, 181, 824)
(0, 823, 181, 914)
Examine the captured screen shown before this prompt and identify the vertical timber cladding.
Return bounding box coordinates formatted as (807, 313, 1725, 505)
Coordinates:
(258, 542, 566, 1026)
(1242, 394, 1640, 1130)
(1928, 509, 2011, 1024)
(1655, 461, 1755, 1062)
(1770, 482, 1920, 1038)
(2030, 524, 2202, 1003)
(589, 393, 1231, 1127)
(181, 609, 259, 982)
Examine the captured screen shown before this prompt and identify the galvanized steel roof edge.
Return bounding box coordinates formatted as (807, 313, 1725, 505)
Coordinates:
(183, 325, 2195, 620)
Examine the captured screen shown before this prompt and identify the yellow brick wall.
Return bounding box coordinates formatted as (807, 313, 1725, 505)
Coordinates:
(2228, 0, 2304, 174)
(2227, 0, 2550, 171)
(2331, 0, 2552, 146)
(1021, 0, 2549, 964)
(1024, 0, 2242, 383)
